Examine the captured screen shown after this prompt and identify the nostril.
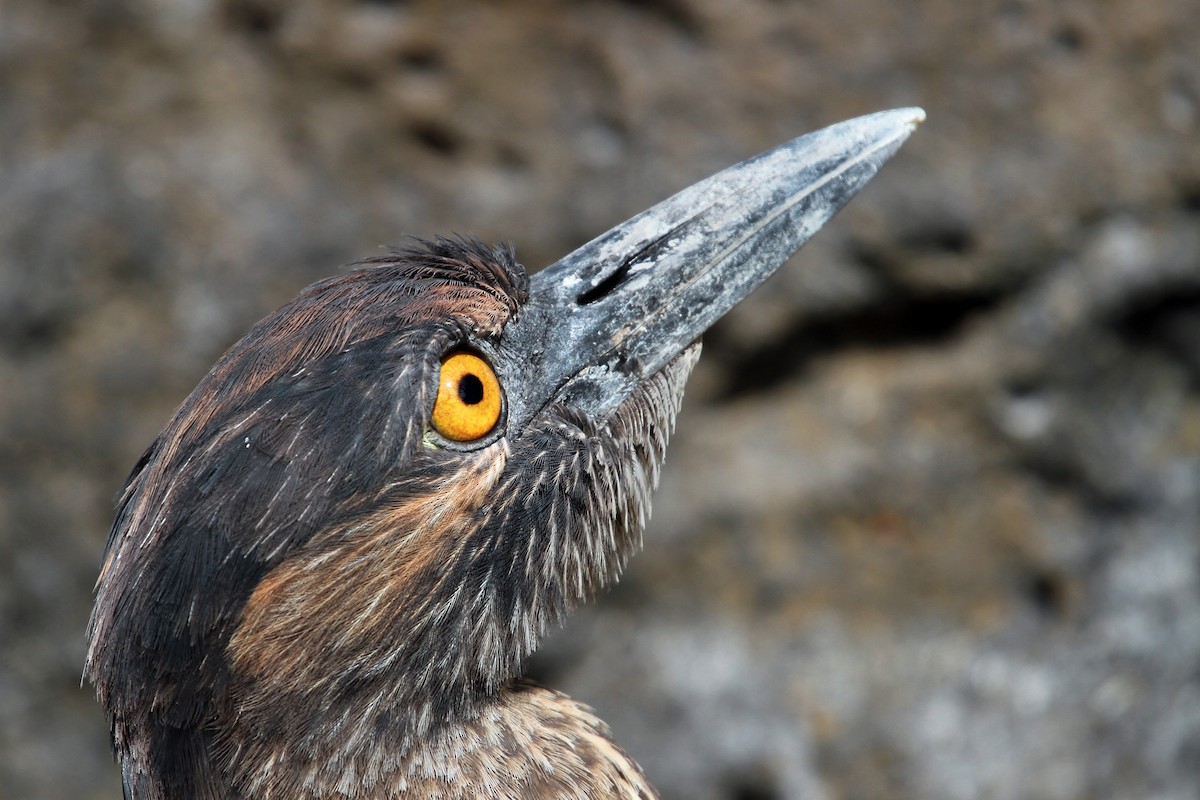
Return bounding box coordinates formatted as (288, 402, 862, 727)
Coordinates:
(577, 216, 704, 306)
(577, 262, 633, 305)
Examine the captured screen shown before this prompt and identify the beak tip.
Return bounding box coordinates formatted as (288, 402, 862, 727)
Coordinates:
(870, 106, 927, 145)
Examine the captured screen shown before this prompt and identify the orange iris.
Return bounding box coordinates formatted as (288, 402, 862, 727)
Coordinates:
(431, 352, 503, 442)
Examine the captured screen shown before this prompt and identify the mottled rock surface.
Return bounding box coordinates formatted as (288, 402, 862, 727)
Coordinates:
(1, 1, 1197, 798)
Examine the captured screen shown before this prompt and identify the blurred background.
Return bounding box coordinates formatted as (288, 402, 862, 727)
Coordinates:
(1, 1, 1198, 798)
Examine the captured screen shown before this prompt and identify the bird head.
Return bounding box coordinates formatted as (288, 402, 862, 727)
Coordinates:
(85, 109, 922, 797)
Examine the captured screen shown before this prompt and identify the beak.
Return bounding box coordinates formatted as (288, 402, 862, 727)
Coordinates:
(496, 107, 925, 432)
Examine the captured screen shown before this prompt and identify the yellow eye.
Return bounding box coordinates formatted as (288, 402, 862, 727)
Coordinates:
(431, 352, 503, 442)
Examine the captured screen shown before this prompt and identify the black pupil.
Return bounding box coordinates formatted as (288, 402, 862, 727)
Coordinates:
(458, 373, 485, 405)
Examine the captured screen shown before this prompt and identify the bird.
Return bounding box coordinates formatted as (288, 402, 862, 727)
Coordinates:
(85, 109, 922, 800)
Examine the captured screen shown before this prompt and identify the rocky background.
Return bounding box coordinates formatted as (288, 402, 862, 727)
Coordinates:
(2, 1, 1198, 798)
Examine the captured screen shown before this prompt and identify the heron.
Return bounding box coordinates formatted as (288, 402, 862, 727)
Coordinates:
(86, 108, 923, 799)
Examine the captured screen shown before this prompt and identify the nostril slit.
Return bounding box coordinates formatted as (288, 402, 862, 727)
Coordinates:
(577, 262, 633, 305)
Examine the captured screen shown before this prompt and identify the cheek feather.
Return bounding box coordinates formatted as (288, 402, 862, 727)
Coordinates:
(227, 447, 509, 693)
